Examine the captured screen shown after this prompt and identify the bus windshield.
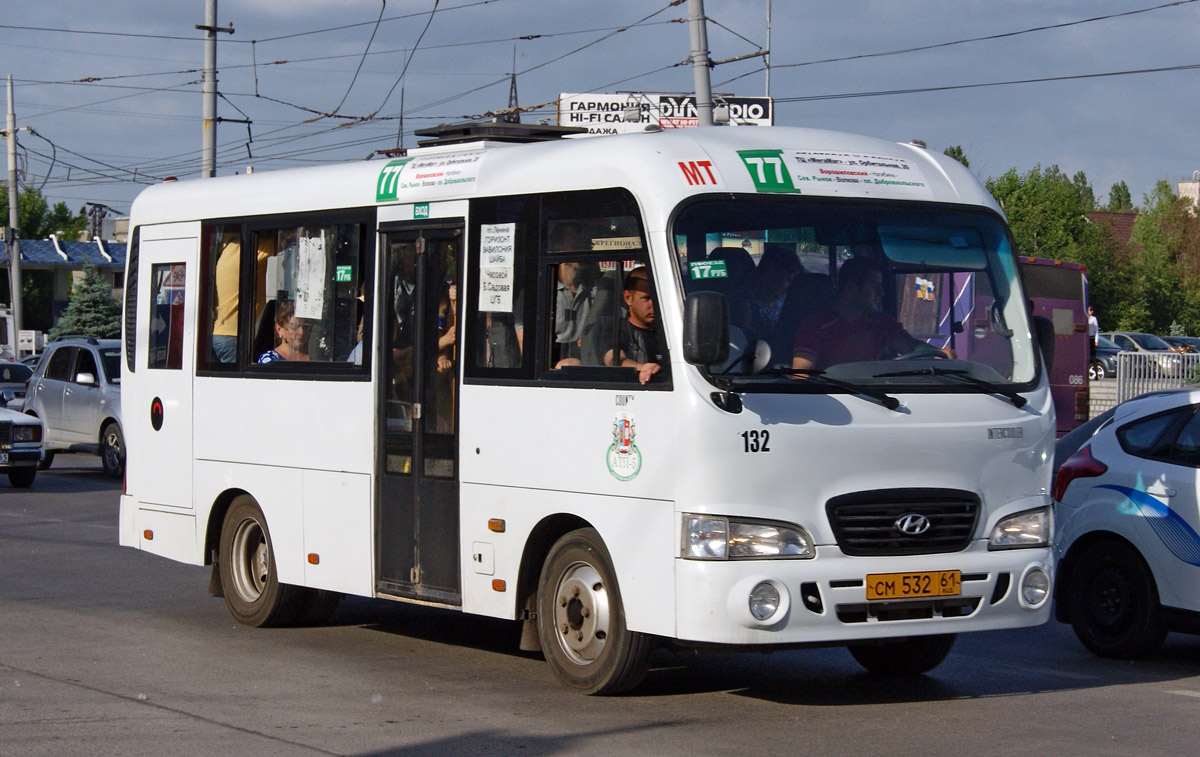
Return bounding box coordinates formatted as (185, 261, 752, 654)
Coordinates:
(673, 197, 1036, 389)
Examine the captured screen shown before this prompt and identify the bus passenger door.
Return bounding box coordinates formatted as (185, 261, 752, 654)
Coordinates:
(377, 224, 462, 605)
(130, 233, 196, 508)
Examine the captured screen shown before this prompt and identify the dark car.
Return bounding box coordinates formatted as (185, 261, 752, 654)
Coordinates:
(1162, 335, 1200, 353)
(1088, 335, 1120, 380)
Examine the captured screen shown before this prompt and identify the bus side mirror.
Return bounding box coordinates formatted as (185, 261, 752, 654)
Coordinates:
(1032, 315, 1055, 373)
(683, 291, 730, 366)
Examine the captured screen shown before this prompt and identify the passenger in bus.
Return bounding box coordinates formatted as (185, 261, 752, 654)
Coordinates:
(257, 301, 313, 363)
(553, 261, 598, 367)
(791, 256, 953, 372)
(604, 266, 665, 385)
(729, 243, 803, 343)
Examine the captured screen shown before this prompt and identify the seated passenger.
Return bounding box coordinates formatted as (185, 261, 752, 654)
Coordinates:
(729, 243, 802, 341)
(604, 266, 665, 385)
(792, 256, 953, 372)
(258, 301, 313, 363)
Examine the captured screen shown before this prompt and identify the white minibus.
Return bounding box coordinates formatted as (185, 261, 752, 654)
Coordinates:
(119, 122, 1055, 694)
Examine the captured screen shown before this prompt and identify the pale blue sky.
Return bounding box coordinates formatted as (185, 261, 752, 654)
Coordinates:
(2, 0, 1195, 215)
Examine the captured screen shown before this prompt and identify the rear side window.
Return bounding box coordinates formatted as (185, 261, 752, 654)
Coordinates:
(0, 363, 31, 383)
(1118, 407, 1188, 458)
(44, 347, 75, 381)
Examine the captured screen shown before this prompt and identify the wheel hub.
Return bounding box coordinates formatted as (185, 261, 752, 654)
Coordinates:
(552, 562, 611, 665)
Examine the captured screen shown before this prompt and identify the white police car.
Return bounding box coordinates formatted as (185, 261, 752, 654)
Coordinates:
(1054, 388, 1200, 658)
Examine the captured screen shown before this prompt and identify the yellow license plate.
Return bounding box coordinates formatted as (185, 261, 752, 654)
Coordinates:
(865, 570, 961, 600)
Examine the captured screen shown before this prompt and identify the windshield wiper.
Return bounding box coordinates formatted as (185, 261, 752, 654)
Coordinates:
(757, 367, 901, 411)
(874, 366, 1027, 408)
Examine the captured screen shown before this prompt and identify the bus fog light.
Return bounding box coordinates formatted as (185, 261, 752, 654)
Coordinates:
(1020, 568, 1050, 607)
(749, 581, 781, 621)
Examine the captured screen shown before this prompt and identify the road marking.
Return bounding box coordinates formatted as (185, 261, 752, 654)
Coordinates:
(1166, 690, 1200, 699)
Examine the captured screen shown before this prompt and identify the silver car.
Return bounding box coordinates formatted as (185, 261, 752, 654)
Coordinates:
(23, 336, 124, 477)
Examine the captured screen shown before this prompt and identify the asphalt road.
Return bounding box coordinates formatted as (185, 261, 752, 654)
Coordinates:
(3, 460, 1200, 755)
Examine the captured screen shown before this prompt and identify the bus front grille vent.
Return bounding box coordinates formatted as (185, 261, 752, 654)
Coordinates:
(825, 489, 980, 557)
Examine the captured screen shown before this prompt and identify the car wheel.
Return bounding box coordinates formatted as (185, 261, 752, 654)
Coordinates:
(1088, 362, 1105, 381)
(7, 467, 36, 488)
(848, 634, 956, 675)
(37, 451, 54, 471)
(1067, 539, 1166, 659)
(100, 423, 124, 478)
(218, 495, 304, 627)
(537, 528, 652, 695)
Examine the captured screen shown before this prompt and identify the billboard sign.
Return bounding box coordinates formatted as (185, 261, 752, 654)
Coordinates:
(558, 93, 773, 135)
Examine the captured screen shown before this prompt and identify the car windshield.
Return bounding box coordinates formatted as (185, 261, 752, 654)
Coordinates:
(1097, 335, 1119, 350)
(673, 196, 1036, 389)
(99, 347, 121, 384)
(0, 362, 32, 383)
(1131, 333, 1172, 350)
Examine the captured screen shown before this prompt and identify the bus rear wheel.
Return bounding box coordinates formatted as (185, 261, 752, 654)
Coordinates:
(219, 496, 303, 627)
(849, 634, 956, 675)
(537, 528, 651, 695)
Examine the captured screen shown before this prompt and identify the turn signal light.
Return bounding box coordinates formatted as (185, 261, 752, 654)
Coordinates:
(307, 553, 320, 565)
(143, 530, 153, 540)
(488, 519, 505, 533)
(492, 579, 506, 592)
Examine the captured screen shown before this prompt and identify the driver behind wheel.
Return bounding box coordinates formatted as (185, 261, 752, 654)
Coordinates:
(791, 255, 954, 372)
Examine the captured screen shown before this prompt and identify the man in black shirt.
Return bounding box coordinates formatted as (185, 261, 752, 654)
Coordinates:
(605, 266, 664, 385)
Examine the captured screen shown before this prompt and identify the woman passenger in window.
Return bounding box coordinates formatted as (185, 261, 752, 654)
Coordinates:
(258, 301, 313, 363)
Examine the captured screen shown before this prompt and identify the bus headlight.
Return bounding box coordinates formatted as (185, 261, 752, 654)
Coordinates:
(683, 515, 815, 560)
(988, 506, 1052, 550)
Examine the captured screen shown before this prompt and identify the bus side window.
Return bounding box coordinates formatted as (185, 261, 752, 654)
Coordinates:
(467, 196, 535, 376)
(199, 226, 242, 368)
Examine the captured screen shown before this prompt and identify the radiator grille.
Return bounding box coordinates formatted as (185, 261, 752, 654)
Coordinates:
(826, 489, 980, 556)
(0, 421, 11, 445)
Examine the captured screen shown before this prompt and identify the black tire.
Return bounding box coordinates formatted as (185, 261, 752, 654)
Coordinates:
(537, 528, 652, 695)
(293, 588, 342, 626)
(1067, 539, 1166, 659)
(37, 451, 54, 471)
(218, 495, 304, 627)
(849, 634, 956, 675)
(1089, 361, 1105, 381)
(100, 423, 125, 479)
(8, 467, 36, 488)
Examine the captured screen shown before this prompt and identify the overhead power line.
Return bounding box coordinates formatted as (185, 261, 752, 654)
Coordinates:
(774, 62, 1200, 103)
(773, 0, 1200, 70)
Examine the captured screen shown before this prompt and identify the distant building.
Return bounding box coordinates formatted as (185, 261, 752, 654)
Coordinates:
(1, 236, 126, 352)
(1178, 172, 1200, 210)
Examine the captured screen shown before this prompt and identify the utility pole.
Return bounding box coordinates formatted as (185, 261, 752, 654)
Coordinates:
(197, 0, 234, 178)
(765, 0, 772, 98)
(6, 75, 22, 352)
(687, 0, 714, 127)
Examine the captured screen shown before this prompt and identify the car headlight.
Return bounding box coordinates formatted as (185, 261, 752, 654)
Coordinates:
(682, 514, 815, 560)
(12, 424, 40, 443)
(988, 506, 1052, 550)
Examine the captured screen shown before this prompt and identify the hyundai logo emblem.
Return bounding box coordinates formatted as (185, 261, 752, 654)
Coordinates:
(895, 513, 931, 536)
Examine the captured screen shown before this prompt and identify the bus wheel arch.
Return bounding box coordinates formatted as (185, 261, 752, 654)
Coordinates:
(516, 514, 590, 653)
(535, 526, 652, 695)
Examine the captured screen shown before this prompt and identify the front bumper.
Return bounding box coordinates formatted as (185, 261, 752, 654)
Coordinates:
(675, 540, 1053, 645)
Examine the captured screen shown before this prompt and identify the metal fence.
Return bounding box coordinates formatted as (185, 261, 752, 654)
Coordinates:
(1115, 352, 1200, 404)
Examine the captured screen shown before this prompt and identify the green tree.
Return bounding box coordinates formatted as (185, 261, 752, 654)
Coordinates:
(48, 260, 121, 339)
(1106, 181, 1134, 213)
(986, 165, 1092, 258)
(943, 145, 969, 168)
(1073, 171, 1095, 212)
(0, 187, 87, 239)
(1125, 180, 1200, 334)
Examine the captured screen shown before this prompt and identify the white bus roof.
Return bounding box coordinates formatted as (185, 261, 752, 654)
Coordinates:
(129, 126, 999, 227)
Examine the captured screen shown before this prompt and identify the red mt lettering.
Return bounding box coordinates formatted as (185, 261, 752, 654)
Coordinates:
(678, 160, 717, 185)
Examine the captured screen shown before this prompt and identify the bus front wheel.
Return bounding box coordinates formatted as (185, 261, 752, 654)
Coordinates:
(219, 496, 303, 627)
(537, 528, 651, 695)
